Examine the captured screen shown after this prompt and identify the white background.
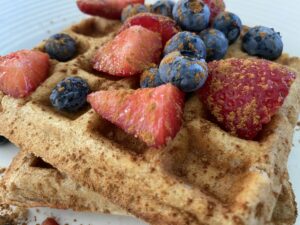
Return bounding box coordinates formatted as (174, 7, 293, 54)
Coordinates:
(0, 0, 299, 224)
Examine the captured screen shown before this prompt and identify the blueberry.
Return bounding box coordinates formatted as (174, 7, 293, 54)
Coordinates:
(213, 12, 242, 44)
(172, 0, 210, 32)
(121, 4, 149, 22)
(140, 68, 164, 88)
(242, 26, 283, 60)
(151, 0, 175, 18)
(199, 28, 228, 61)
(45, 33, 77, 62)
(159, 51, 208, 92)
(0, 136, 9, 145)
(164, 31, 206, 59)
(50, 77, 90, 112)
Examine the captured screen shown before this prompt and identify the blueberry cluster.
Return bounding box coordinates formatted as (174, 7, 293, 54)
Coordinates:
(140, 31, 209, 92)
(124, 0, 287, 63)
(170, 0, 242, 61)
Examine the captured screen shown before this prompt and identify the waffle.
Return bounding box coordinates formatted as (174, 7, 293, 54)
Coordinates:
(0, 17, 299, 225)
(271, 172, 298, 225)
(0, 151, 297, 225)
(0, 150, 126, 215)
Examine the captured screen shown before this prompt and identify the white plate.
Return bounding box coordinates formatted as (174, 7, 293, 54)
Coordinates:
(0, 0, 299, 224)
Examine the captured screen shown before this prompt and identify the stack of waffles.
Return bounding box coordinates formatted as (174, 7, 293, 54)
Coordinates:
(0, 17, 299, 225)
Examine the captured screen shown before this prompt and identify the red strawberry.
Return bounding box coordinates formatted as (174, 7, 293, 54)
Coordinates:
(92, 25, 162, 77)
(119, 13, 179, 46)
(203, 0, 226, 22)
(88, 84, 185, 147)
(198, 58, 296, 139)
(76, 0, 144, 20)
(42, 218, 59, 225)
(0, 50, 50, 98)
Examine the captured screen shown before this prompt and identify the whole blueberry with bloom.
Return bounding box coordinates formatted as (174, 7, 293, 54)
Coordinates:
(159, 51, 209, 92)
(50, 77, 90, 112)
(172, 0, 210, 32)
(242, 26, 283, 60)
(44, 33, 77, 62)
(213, 12, 242, 44)
(199, 28, 228, 61)
(151, 0, 175, 18)
(164, 31, 207, 59)
(140, 67, 164, 88)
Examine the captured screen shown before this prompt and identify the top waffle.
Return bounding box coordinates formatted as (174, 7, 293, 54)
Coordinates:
(0, 16, 300, 225)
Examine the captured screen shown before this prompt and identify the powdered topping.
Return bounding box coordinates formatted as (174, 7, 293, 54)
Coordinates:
(199, 58, 296, 139)
(92, 25, 162, 77)
(189, 0, 204, 13)
(88, 84, 185, 147)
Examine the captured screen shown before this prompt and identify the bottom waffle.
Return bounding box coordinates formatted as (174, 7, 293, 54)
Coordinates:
(0, 150, 126, 215)
(0, 151, 297, 225)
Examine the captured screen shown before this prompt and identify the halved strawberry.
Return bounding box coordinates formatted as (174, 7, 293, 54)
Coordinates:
(92, 25, 162, 77)
(198, 58, 296, 139)
(0, 50, 50, 98)
(76, 0, 145, 20)
(88, 84, 185, 147)
(119, 12, 179, 46)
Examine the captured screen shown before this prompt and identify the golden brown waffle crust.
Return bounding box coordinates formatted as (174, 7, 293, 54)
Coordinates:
(0, 150, 297, 225)
(0, 18, 299, 225)
(0, 151, 127, 215)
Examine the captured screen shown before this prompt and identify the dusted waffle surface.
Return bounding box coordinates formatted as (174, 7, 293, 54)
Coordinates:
(0, 151, 296, 225)
(0, 150, 127, 215)
(0, 17, 299, 225)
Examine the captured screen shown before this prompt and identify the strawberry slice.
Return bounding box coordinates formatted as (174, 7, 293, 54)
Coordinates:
(119, 13, 179, 46)
(76, 0, 145, 20)
(88, 84, 185, 147)
(198, 58, 296, 139)
(92, 25, 162, 77)
(0, 50, 50, 98)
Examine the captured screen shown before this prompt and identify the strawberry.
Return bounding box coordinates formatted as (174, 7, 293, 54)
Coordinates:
(119, 12, 179, 46)
(88, 84, 185, 147)
(203, 0, 226, 22)
(76, 0, 145, 20)
(198, 58, 296, 139)
(42, 218, 59, 225)
(92, 25, 162, 77)
(0, 50, 50, 98)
